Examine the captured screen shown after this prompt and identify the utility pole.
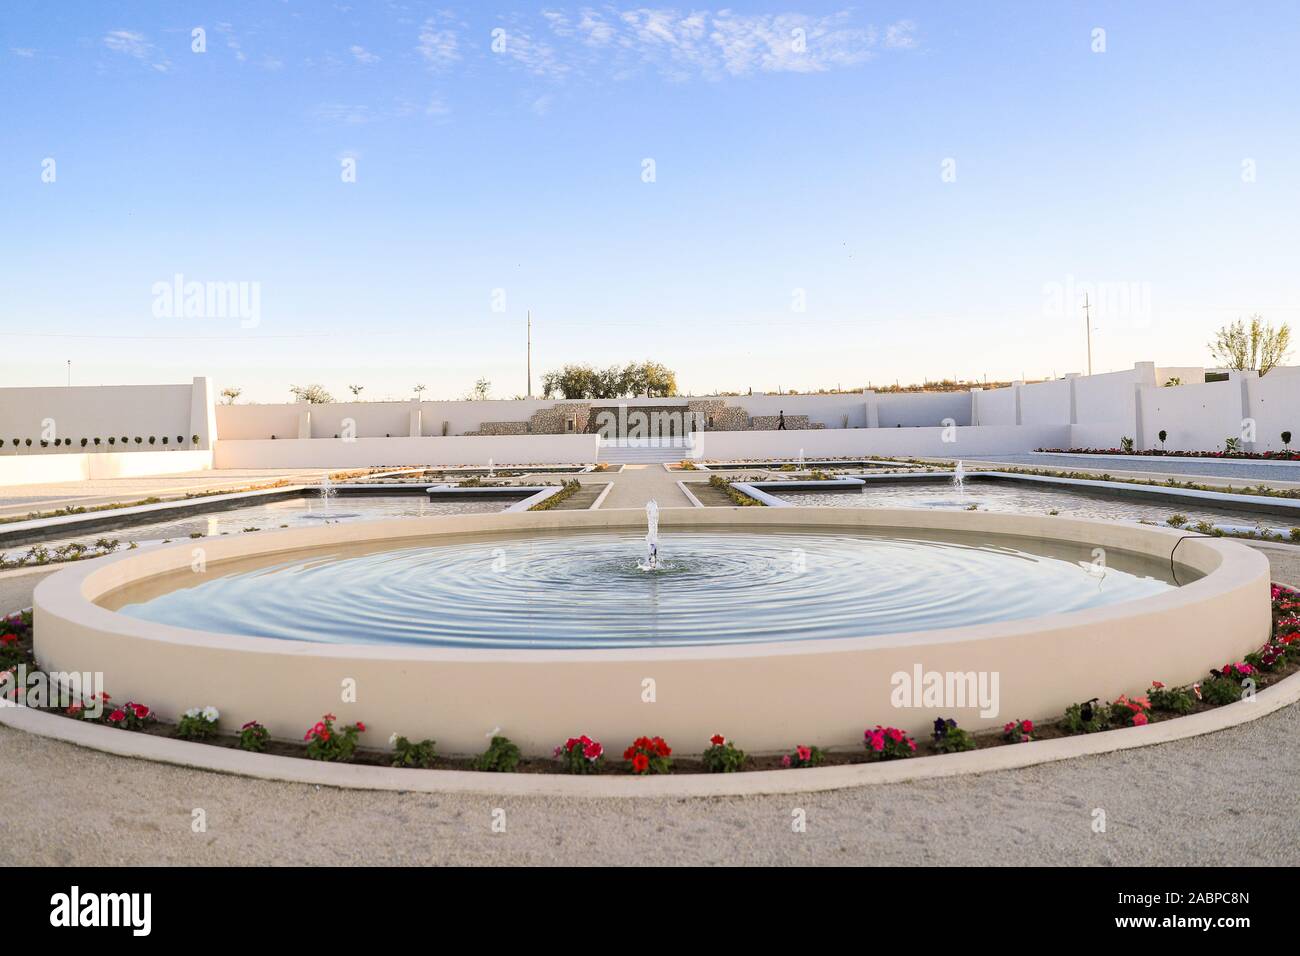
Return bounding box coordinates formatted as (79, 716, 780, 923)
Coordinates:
(66, 359, 71, 386)
(1083, 293, 1093, 376)
(526, 310, 532, 398)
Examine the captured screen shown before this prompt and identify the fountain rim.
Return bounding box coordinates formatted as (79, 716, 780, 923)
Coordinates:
(34, 506, 1263, 664)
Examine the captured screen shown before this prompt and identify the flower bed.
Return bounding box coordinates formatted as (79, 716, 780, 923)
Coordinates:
(5, 585, 1300, 775)
(1036, 447, 1300, 462)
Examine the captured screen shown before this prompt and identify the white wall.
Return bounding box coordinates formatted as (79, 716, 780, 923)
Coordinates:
(1019, 379, 1072, 425)
(0, 380, 210, 449)
(975, 386, 1018, 426)
(1139, 378, 1245, 451)
(696, 425, 1069, 460)
(1246, 367, 1300, 452)
(214, 435, 599, 468)
(731, 393, 869, 428)
(875, 391, 972, 427)
(0, 450, 213, 488)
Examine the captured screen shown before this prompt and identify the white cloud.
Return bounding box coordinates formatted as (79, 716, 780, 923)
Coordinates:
(543, 7, 906, 80)
(531, 93, 554, 115)
(884, 20, 918, 50)
(102, 28, 171, 72)
(314, 103, 373, 125)
(10, 47, 37, 58)
(417, 16, 459, 68)
(102, 29, 151, 59)
(350, 44, 380, 64)
(425, 93, 451, 116)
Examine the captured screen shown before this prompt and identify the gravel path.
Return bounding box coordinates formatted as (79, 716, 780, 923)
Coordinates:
(2, 550, 1298, 865)
(1, 704, 1295, 866)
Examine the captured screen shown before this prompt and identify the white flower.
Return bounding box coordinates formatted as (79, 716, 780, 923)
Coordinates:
(184, 707, 201, 718)
(388, 732, 399, 746)
(201, 706, 219, 723)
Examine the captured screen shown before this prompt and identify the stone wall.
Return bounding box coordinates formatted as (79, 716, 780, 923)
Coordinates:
(748, 415, 824, 431)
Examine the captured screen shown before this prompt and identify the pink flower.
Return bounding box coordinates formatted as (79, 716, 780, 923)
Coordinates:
(1132, 712, 1149, 726)
(796, 745, 811, 762)
(868, 731, 884, 752)
(781, 755, 792, 768)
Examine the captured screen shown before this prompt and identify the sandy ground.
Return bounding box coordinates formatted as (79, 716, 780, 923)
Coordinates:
(1, 550, 1298, 866)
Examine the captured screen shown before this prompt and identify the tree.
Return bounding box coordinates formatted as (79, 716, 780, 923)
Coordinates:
(289, 384, 334, 404)
(220, 386, 242, 405)
(1208, 315, 1292, 376)
(540, 361, 678, 399)
(465, 378, 491, 401)
(413, 384, 427, 400)
(348, 385, 364, 399)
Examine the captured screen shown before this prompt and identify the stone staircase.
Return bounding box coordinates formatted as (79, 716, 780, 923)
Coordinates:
(598, 438, 693, 464)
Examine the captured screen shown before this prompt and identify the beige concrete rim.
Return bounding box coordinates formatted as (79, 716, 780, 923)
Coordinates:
(2, 668, 1296, 797)
(31, 507, 1272, 756)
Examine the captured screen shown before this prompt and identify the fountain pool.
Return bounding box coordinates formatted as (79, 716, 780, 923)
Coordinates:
(106, 527, 1187, 649)
(32, 508, 1270, 754)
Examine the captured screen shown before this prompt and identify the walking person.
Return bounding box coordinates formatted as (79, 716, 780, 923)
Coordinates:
(777, 410, 786, 430)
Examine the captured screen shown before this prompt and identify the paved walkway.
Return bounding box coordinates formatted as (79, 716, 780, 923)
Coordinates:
(596, 464, 693, 509)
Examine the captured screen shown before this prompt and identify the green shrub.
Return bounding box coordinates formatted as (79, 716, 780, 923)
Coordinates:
(473, 735, 521, 772)
(1199, 676, 1244, 706)
(932, 718, 976, 754)
(1148, 683, 1194, 714)
(390, 734, 437, 769)
(700, 735, 747, 773)
(176, 706, 220, 741)
(239, 721, 270, 752)
(1061, 699, 1108, 735)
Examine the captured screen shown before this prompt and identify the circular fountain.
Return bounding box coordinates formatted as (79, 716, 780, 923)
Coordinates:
(32, 507, 1271, 756)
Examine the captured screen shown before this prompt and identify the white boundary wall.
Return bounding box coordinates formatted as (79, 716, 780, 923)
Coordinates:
(213, 435, 599, 468)
(0, 450, 213, 488)
(0, 378, 216, 451)
(695, 425, 1070, 460)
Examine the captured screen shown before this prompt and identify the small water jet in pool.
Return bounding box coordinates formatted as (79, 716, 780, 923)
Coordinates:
(639, 499, 660, 571)
(953, 460, 966, 496)
(304, 474, 359, 521)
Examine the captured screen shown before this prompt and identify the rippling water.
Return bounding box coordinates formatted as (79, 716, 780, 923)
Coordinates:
(778, 483, 1294, 528)
(108, 529, 1186, 649)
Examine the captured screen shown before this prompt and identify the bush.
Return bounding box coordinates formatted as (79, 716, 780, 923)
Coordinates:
(1001, 718, 1035, 742)
(176, 706, 220, 741)
(473, 735, 521, 772)
(239, 721, 270, 752)
(932, 718, 976, 754)
(781, 744, 824, 769)
(1166, 514, 1188, 528)
(1148, 682, 1194, 714)
(304, 713, 365, 762)
(1061, 699, 1108, 735)
(1108, 694, 1151, 727)
(554, 734, 604, 774)
(700, 734, 747, 773)
(623, 735, 672, 774)
(865, 725, 917, 759)
(390, 734, 438, 769)
(106, 700, 155, 731)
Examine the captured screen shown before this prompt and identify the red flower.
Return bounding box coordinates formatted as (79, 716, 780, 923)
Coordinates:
(0, 633, 16, 646)
(108, 709, 126, 723)
(1021, 720, 1034, 734)
(131, 703, 150, 719)
(631, 753, 649, 773)
(710, 734, 726, 747)
(355, 722, 366, 733)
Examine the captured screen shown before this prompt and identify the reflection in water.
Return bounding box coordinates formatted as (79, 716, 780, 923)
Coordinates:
(109, 528, 1190, 650)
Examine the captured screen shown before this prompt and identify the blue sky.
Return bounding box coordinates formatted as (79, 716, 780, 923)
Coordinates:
(2, 1, 1297, 401)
